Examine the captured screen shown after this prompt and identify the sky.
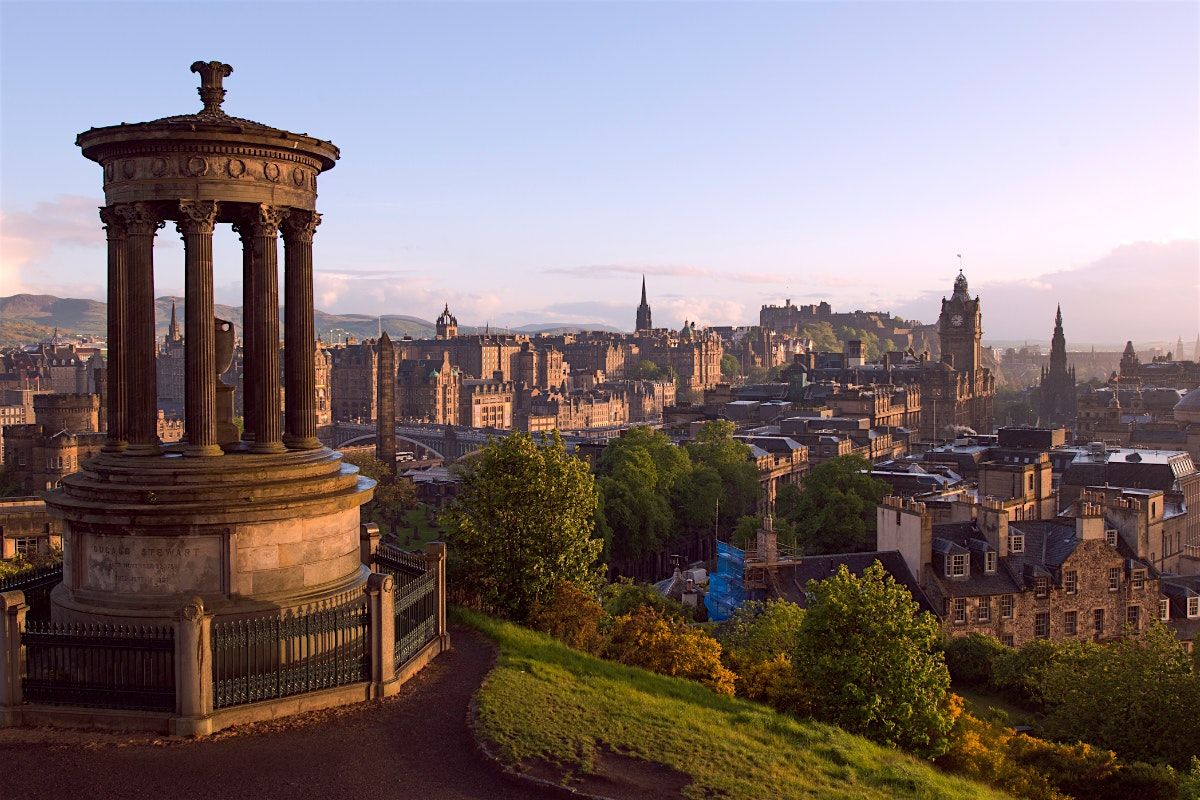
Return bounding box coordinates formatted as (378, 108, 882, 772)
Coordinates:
(1, 1, 1197, 346)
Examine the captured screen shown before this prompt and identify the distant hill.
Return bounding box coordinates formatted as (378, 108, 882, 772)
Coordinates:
(0, 294, 622, 347)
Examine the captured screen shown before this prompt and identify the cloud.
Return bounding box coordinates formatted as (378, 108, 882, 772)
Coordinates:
(0, 195, 105, 295)
(892, 240, 1200, 344)
(545, 263, 787, 285)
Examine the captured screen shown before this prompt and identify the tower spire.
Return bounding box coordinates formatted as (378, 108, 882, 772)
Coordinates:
(636, 276, 653, 332)
(168, 298, 181, 343)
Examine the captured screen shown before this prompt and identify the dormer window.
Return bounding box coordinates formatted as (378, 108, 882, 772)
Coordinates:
(1034, 576, 1049, 597)
(946, 553, 968, 578)
(985, 551, 997, 574)
(1161, 599, 1171, 621)
(1132, 569, 1146, 590)
(1105, 529, 1118, 547)
(1009, 533, 1024, 554)
(1189, 597, 1200, 619)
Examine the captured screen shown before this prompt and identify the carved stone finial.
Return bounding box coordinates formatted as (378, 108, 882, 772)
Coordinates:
(190, 60, 234, 115)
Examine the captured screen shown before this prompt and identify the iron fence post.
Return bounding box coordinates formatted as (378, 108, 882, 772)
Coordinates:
(173, 597, 213, 736)
(425, 541, 449, 649)
(0, 590, 27, 726)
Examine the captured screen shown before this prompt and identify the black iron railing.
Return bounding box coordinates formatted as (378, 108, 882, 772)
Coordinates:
(211, 592, 370, 710)
(22, 620, 176, 712)
(395, 569, 437, 668)
(373, 543, 427, 589)
(0, 563, 62, 621)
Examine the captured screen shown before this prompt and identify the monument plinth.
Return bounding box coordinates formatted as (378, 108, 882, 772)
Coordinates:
(48, 61, 373, 624)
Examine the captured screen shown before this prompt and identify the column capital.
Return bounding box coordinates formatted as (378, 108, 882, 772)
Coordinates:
(248, 203, 287, 238)
(114, 202, 165, 236)
(281, 209, 321, 244)
(98, 206, 127, 239)
(176, 199, 219, 237)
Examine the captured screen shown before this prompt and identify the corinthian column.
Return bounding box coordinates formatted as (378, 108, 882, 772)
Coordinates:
(243, 204, 287, 454)
(282, 209, 321, 450)
(177, 199, 222, 456)
(99, 206, 128, 452)
(116, 202, 163, 456)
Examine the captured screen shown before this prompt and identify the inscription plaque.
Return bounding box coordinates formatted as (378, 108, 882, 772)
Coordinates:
(84, 534, 222, 594)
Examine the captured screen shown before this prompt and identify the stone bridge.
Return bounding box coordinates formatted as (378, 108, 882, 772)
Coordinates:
(319, 422, 627, 462)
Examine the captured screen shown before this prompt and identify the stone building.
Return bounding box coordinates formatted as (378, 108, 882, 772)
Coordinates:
(435, 303, 458, 340)
(876, 495, 1161, 646)
(0, 497, 62, 560)
(460, 377, 514, 428)
(1037, 306, 1077, 426)
(1119, 341, 1200, 390)
(2, 394, 104, 494)
(156, 299, 186, 415)
(330, 339, 378, 422)
(396, 352, 460, 425)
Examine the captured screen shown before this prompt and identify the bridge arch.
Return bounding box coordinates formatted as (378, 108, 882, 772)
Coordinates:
(336, 434, 448, 461)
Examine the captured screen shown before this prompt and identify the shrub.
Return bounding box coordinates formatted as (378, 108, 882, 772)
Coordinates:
(605, 605, 737, 696)
(528, 581, 607, 655)
(937, 707, 1064, 800)
(944, 633, 1007, 687)
(737, 653, 808, 714)
(600, 577, 695, 622)
(992, 639, 1061, 710)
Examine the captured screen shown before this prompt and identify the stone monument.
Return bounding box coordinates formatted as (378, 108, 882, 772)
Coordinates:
(49, 61, 374, 624)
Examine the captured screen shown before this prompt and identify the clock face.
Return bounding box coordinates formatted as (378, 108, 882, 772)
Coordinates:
(951, 314, 964, 327)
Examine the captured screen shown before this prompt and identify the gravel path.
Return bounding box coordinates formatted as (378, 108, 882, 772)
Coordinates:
(0, 625, 560, 800)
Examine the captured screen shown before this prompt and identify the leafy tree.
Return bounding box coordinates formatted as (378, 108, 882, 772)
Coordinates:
(685, 421, 759, 532)
(794, 561, 954, 758)
(720, 353, 741, 378)
(528, 580, 608, 655)
(1040, 624, 1200, 767)
(442, 431, 602, 621)
(596, 428, 684, 561)
(600, 577, 696, 622)
(992, 638, 1062, 710)
(943, 633, 1007, 687)
(718, 598, 806, 669)
(343, 451, 416, 533)
(778, 454, 887, 554)
(605, 605, 737, 696)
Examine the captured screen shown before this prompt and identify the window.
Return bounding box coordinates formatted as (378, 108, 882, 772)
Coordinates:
(977, 598, 991, 623)
(1161, 599, 1172, 621)
(1065, 610, 1078, 636)
(13, 537, 37, 556)
(1126, 605, 1141, 631)
(1065, 570, 1078, 594)
(985, 551, 997, 574)
(1105, 529, 1118, 547)
(1002, 634, 1015, 648)
(1189, 597, 1200, 619)
(1093, 609, 1105, 637)
(1034, 576, 1049, 597)
(1035, 612, 1050, 639)
(1009, 533, 1025, 554)
(1108, 567, 1121, 592)
(953, 598, 967, 624)
(947, 554, 968, 578)
(1132, 569, 1146, 590)
(1000, 594, 1014, 619)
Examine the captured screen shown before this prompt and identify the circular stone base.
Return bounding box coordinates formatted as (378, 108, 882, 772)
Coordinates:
(45, 447, 375, 625)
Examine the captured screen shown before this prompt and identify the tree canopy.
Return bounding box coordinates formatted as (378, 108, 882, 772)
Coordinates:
(794, 561, 954, 758)
(442, 431, 602, 621)
(776, 454, 887, 554)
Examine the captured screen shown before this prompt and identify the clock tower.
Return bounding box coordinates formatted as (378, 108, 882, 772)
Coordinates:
(938, 270, 982, 374)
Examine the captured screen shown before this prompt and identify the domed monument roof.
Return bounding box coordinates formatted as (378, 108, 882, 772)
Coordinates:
(76, 61, 339, 212)
(1175, 389, 1200, 423)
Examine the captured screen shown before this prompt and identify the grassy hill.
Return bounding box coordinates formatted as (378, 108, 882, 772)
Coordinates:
(0, 293, 621, 347)
(463, 610, 1009, 800)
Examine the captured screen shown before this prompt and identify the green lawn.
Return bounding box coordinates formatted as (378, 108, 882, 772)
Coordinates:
(387, 507, 445, 548)
(462, 609, 1011, 800)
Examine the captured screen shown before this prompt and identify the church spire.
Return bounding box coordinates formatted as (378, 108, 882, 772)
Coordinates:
(168, 298, 181, 343)
(636, 276, 653, 332)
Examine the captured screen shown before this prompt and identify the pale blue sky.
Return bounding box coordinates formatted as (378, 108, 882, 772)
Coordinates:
(2, 1, 1197, 343)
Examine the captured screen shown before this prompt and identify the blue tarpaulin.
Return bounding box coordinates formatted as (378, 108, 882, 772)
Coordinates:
(704, 540, 746, 622)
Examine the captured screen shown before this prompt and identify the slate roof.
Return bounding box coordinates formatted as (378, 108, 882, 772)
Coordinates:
(768, 551, 935, 613)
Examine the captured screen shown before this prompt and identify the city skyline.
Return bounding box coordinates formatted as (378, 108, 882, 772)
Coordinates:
(1, 2, 1197, 341)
